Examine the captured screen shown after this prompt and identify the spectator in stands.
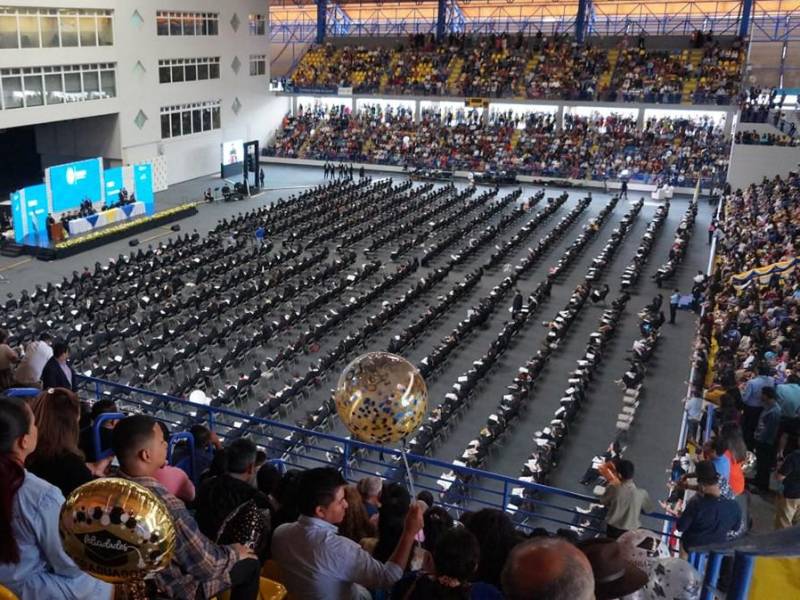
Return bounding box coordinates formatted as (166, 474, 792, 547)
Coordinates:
(777, 372, 800, 418)
(463, 508, 523, 588)
(751, 386, 782, 493)
(339, 484, 376, 543)
(272, 467, 424, 599)
(13, 332, 53, 387)
(421, 506, 453, 553)
(358, 475, 383, 518)
(271, 469, 303, 530)
(0, 396, 113, 600)
(174, 424, 221, 482)
(578, 537, 648, 599)
(256, 461, 282, 514)
(741, 365, 775, 450)
(40, 341, 77, 392)
(501, 536, 595, 600)
(391, 526, 503, 599)
(0, 328, 20, 390)
(600, 459, 653, 539)
(362, 482, 433, 573)
(194, 438, 271, 558)
(676, 461, 741, 553)
(77, 399, 119, 462)
(26, 388, 110, 497)
(152, 422, 195, 504)
(111, 414, 261, 600)
(775, 448, 800, 529)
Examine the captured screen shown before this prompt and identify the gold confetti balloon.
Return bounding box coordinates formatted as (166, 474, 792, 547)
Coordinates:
(59, 478, 176, 584)
(335, 352, 428, 445)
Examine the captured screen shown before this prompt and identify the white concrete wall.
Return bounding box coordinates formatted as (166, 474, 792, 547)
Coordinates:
(727, 144, 800, 191)
(1, 0, 292, 186)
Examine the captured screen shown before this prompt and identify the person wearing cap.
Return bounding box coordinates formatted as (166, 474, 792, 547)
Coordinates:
(600, 460, 653, 539)
(676, 461, 741, 553)
(741, 365, 775, 450)
(751, 386, 782, 493)
(578, 537, 648, 600)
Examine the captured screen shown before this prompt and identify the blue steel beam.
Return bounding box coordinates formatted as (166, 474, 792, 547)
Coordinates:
(316, 0, 327, 43)
(437, 0, 447, 39)
(739, 0, 754, 37)
(576, 0, 591, 44)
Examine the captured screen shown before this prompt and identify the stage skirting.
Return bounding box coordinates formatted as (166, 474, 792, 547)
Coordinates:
(66, 202, 146, 235)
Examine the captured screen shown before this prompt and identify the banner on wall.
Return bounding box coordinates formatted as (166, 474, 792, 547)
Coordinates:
(133, 163, 155, 215)
(465, 98, 490, 108)
(104, 167, 124, 203)
(730, 257, 798, 288)
(48, 157, 103, 213)
(10, 183, 48, 244)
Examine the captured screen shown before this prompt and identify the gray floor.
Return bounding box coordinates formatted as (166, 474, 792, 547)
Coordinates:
(0, 165, 714, 507)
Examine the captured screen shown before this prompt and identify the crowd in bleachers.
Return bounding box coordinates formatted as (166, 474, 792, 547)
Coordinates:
(266, 104, 729, 186)
(285, 32, 744, 104)
(676, 173, 800, 532)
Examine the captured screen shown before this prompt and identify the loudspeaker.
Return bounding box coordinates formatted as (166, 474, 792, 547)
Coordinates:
(170, 224, 181, 232)
(129, 238, 139, 246)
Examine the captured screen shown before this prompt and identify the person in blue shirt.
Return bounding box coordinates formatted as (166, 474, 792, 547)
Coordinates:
(752, 387, 783, 493)
(174, 424, 220, 483)
(741, 365, 776, 450)
(0, 396, 113, 600)
(669, 289, 680, 324)
(777, 373, 800, 418)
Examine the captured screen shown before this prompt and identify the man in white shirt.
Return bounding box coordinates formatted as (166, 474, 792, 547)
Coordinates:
(272, 467, 423, 600)
(13, 333, 53, 386)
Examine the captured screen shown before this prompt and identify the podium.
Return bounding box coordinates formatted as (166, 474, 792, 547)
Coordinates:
(48, 222, 65, 242)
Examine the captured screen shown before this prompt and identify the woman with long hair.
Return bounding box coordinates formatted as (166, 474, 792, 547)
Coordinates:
(0, 328, 20, 389)
(0, 396, 113, 599)
(391, 527, 503, 600)
(339, 484, 376, 543)
(26, 388, 110, 496)
(463, 508, 523, 588)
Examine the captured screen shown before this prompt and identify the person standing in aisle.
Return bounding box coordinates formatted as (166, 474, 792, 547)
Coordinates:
(669, 289, 680, 324)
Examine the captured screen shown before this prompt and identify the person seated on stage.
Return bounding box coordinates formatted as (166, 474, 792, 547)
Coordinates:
(120, 187, 129, 202)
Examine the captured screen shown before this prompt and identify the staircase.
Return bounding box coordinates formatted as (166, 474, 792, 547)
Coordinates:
(510, 128, 522, 151)
(515, 56, 538, 96)
(681, 49, 704, 104)
(598, 48, 619, 92)
(0, 241, 24, 257)
(379, 52, 400, 93)
(446, 56, 464, 95)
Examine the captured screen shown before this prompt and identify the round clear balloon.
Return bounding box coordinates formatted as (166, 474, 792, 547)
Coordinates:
(334, 352, 428, 445)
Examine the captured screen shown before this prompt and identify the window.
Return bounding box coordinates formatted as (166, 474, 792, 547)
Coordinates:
(0, 62, 116, 110)
(158, 57, 220, 85)
(160, 100, 221, 139)
(156, 11, 218, 36)
(0, 8, 113, 49)
(79, 15, 97, 46)
(40, 14, 58, 47)
(0, 13, 17, 48)
(249, 14, 266, 35)
(18, 15, 40, 48)
(59, 12, 78, 46)
(250, 54, 267, 77)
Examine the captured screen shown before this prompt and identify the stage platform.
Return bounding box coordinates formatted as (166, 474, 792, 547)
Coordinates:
(8, 203, 198, 261)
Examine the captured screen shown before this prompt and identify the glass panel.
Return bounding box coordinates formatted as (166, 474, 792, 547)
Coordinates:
(60, 14, 78, 46)
(192, 109, 201, 132)
(182, 15, 195, 35)
(101, 70, 115, 97)
(0, 15, 18, 48)
(250, 60, 257, 77)
(209, 63, 220, 79)
(64, 72, 82, 101)
(23, 74, 44, 106)
(202, 108, 211, 131)
(41, 15, 58, 47)
(197, 63, 209, 80)
(169, 15, 181, 36)
(82, 70, 99, 98)
(19, 15, 40, 48)
(212, 106, 221, 129)
(181, 110, 191, 134)
(159, 66, 171, 84)
(185, 64, 197, 81)
(97, 16, 112, 45)
(171, 112, 182, 137)
(161, 114, 171, 138)
(198, 17, 208, 35)
(2, 75, 23, 109)
(156, 15, 169, 36)
(45, 73, 63, 104)
(171, 65, 184, 83)
(207, 18, 218, 35)
(79, 16, 96, 46)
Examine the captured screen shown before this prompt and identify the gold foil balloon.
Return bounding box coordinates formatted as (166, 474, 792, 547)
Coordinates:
(335, 352, 428, 445)
(59, 478, 176, 584)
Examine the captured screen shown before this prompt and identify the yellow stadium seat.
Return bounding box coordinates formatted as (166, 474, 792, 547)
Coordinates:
(0, 586, 19, 600)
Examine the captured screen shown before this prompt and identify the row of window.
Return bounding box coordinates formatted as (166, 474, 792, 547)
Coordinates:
(0, 8, 113, 49)
(159, 57, 221, 84)
(0, 63, 115, 110)
(156, 11, 218, 37)
(161, 100, 221, 139)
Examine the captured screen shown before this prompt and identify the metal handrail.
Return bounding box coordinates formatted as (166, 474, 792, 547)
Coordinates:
(77, 374, 676, 531)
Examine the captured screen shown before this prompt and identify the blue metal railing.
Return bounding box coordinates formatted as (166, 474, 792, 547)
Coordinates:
(76, 374, 676, 541)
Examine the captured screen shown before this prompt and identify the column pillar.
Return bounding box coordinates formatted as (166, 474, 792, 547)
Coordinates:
(316, 0, 327, 44)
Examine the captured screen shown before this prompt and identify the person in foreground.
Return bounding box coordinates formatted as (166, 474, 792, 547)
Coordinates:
(501, 536, 595, 600)
(272, 467, 424, 600)
(111, 415, 260, 600)
(0, 396, 113, 600)
(391, 526, 503, 599)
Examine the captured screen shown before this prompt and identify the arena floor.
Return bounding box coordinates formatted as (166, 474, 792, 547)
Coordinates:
(0, 164, 714, 507)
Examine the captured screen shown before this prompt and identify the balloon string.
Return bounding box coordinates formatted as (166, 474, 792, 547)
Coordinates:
(400, 441, 416, 498)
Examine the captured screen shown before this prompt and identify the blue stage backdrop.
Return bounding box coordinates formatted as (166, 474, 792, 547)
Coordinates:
(104, 166, 124, 204)
(133, 163, 155, 214)
(48, 157, 103, 213)
(10, 184, 48, 244)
